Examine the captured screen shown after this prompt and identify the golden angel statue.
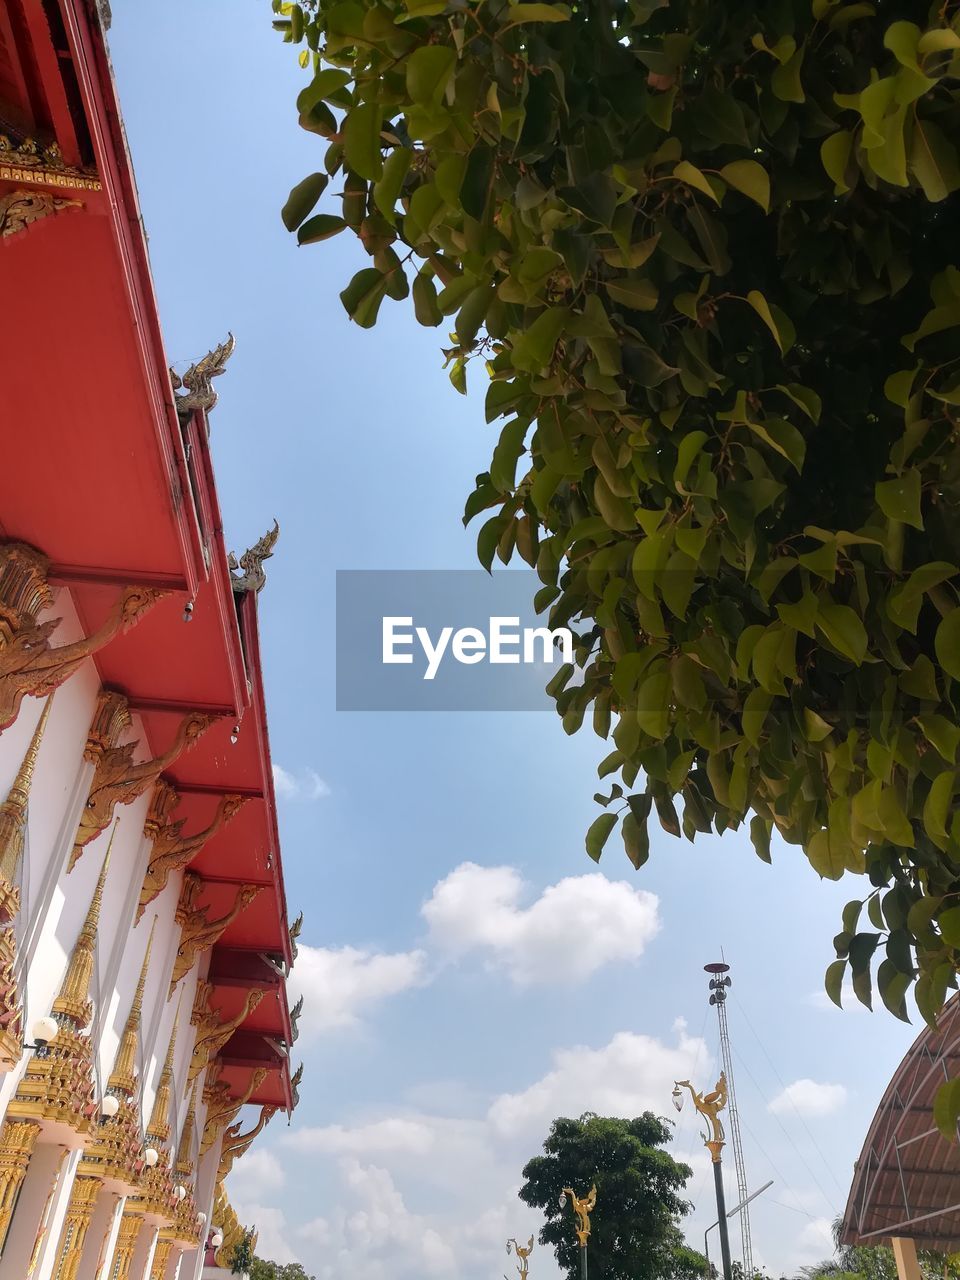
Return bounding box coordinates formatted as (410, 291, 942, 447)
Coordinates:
(561, 1185, 597, 1246)
(673, 1073, 728, 1159)
(506, 1235, 534, 1280)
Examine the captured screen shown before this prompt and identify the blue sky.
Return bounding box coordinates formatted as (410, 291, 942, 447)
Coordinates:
(109, 5, 920, 1274)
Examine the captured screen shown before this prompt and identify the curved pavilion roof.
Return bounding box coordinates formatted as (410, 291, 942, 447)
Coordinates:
(841, 993, 960, 1251)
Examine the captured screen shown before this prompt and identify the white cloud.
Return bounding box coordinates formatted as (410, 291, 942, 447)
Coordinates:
(421, 862, 660, 985)
(288, 943, 427, 1034)
(286, 1118, 437, 1157)
(232, 1202, 301, 1267)
(273, 763, 331, 801)
(768, 1078, 848, 1118)
(806, 982, 867, 1013)
(487, 1028, 706, 1138)
(227, 1148, 286, 1192)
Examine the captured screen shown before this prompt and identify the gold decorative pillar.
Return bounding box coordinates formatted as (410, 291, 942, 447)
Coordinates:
(51, 1175, 100, 1280)
(148, 1237, 173, 1279)
(70, 703, 214, 871)
(0, 542, 163, 732)
(76, 917, 158, 1193)
(9, 832, 114, 1135)
(0, 1119, 40, 1252)
(107, 1209, 141, 1280)
(137, 785, 247, 922)
(0, 697, 52, 1065)
(26, 1146, 67, 1275)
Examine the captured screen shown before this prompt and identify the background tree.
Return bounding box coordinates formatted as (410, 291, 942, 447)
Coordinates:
(271, 0, 960, 1091)
(519, 1112, 708, 1279)
(249, 1256, 317, 1280)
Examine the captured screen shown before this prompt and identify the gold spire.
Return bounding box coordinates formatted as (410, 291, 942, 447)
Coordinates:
(107, 915, 157, 1096)
(146, 986, 183, 1144)
(0, 696, 51, 893)
(176, 1080, 199, 1176)
(52, 821, 115, 1029)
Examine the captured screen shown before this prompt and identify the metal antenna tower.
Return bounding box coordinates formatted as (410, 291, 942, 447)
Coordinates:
(705, 961, 753, 1278)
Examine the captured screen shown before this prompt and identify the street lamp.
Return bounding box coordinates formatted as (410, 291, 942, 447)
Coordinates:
(673, 1076, 733, 1280)
(24, 1016, 58, 1056)
(704, 1181, 773, 1270)
(559, 1185, 596, 1280)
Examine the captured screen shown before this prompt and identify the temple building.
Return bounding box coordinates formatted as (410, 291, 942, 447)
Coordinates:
(0, 1, 301, 1277)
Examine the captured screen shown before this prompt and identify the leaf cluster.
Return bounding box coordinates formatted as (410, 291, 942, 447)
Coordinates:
(273, 0, 960, 1111)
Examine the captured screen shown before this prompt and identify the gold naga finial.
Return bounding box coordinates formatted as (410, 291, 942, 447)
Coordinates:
(506, 1236, 535, 1280)
(170, 333, 236, 416)
(0, 695, 51, 899)
(561, 1186, 597, 1247)
(672, 1073, 727, 1161)
(228, 520, 279, 595)
(187, 987, 263, 1085)
(146, 986, 185, 1144)
(52, 821, 116, 1029)
(107, 915, 157, 1096)
(69, 709, 215, 871)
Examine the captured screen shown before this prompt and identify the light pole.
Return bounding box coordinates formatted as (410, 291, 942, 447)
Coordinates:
(506, 1235, 534, 1280)
(559, 1185, 596, 1280)
(673, 1076, 732, 1280)
(704, 1181, 773, 1271)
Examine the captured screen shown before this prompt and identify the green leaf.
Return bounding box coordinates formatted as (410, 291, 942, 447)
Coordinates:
(821, 130, 854, 194)
(406, 46, 457, 106)
(282, 172, 329, 231)
(339, 267, 388, 327)
(934, 1078, 960, 1139)
(585, 812, 617, 862)
(746, 291, 785, 353)
(343, 102, 383, 180)
(412, 272, 443, 326)
(604, 277, 659, 311)
(824, 959, 846, 1008)
(771, 46, 805, 102)
(910, 118, 960, 203)
(502, 2, 571, 24)
(750, 814, 772, 863)
(719, 160, 770, 212)
(374, 147, 413, 223)
(935, 611, 960, 681)
(673, 161, 720, 205)
(817, 604, 868, 665)
(876, 469, 923, 530)
(297, 213, 347, 245)
(940, 905, 960, 949)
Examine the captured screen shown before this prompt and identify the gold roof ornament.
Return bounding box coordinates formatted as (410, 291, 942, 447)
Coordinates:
(216, 1103, 276, 1183)
(290, 1061, 304, 1112)
(170, 334, 236, 418)
(200, 1067, 266, 1156)
(107, 916, 157, 1096)
(70, 709, 214, 871)
(228, 520, 279, 595)
(0, 132, 102, 191)
(138, 786, 248, 922)
(168, 875, 262, 994)
(187, 987, 263, 1085)
(53, 824, 115, 1028)
(0, 543, 162, 732)
(288, 910, 303, 961)
(0, 696, 51, 899)
(175, 1081, 199, 1178)
(146, 988, 184, 1146)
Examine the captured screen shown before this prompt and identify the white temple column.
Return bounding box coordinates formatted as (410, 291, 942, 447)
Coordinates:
(0, 1139, 67, 1277)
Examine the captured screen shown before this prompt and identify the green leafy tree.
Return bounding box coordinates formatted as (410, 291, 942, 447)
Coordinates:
(272, 0, 960, 1087)
(249, 1256, 317, 1280)
(519, 1112, 708, 1279)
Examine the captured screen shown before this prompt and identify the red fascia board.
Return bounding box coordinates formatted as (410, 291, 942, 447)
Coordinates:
(56, 0, 204, 598)
(188, 413, 249, 717)
(238, 590, 293, 970)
